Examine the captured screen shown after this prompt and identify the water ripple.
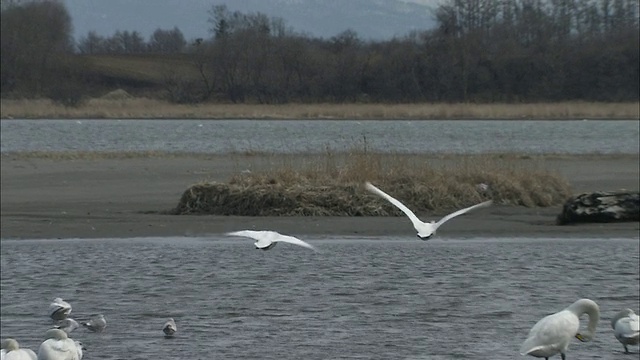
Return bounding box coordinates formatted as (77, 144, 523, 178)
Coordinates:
(1, 237, 638, 359)
(2, 119, 639, 154)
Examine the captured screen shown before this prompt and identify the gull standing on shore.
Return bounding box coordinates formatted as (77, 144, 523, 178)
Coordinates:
(364, 182, 492, 240)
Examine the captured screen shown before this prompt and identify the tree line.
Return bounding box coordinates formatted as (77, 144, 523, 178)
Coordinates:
(77, 27, 187, 55)
(1, 0, 638, 105)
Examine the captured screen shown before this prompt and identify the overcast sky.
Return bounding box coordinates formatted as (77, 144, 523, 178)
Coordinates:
(63, 0, 441, 41)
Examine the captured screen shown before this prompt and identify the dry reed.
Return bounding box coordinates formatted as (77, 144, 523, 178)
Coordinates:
(172, 152, 573, 216)
(1, 98, 638, 120)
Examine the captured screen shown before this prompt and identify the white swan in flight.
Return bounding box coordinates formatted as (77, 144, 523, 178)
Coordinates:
(54, 319, 79, 335)
(226, 230, 317, 251)
(520, 298, 600, 360)
(611, 308, 639, 353)
(82, 314, 106, 333)
(48, 298, 72, 321)
(37, 329, 80, 360)
(163, 318, 177, 337)
(364, 182, 492, 240)
(1, 339, 37, 360)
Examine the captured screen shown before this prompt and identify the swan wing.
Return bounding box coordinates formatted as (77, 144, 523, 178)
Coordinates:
(48, 298, 71, 319)
(434, 200, 492, 229)
(163, 318, 177, 335)
(631, 314, 640, 332)
(272, 234, 317, 251)
(227, 230, 316, 251)
(24, 349, 37, 360)
(2, 349, 37, 360)
(520, 310, 579, 356)
(365, 182, 424, 229)
(227, 230, 275, 249)
(615, 315, 640, 339)
(38, 339, 77, 360)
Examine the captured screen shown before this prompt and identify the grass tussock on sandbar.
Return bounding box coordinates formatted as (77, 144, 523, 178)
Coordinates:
(173, 152, 572, 216)
(1, 98, 638, 120)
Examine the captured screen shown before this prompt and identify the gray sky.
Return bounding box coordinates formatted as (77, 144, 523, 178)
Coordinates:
(63, 0, 440, 42)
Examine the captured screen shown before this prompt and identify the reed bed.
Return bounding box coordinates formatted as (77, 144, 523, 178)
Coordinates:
(173, 152, 572, 216)
(2, 98, 638, 120)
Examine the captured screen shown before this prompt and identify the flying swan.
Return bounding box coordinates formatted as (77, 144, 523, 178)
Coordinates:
(226, 230, 317, 251)
(48, 298, 72, 321)
(364, 182, 492, 240)
(37, 329, 81, 360)
(163, 318, 177, 337)
(520, 298, 600, 360)
(611, 308, 639, 353)
(1, 338, 37, 360)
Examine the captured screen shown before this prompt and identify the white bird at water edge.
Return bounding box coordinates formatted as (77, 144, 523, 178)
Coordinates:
(82, 314, 106, 333)
(54, 319, 79, 335)
(226, 230, 318, 251)
(611, 308, 639, 353)
(1, 338, 37, 360)
(48, 298, 72, 321)
(163, 318, 177, 337)
(364, 182, 492, 240)
(520, 298, 600, 360)
(37, 329, 81, 360)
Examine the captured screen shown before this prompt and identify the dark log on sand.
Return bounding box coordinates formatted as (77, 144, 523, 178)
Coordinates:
(556, 191, 640, 225)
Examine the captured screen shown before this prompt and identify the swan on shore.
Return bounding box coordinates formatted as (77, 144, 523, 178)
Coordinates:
(163, 318, 177, 337)
(520, 298, 600, 359)
(226, 230, 317, 251)
(364, 182, 492, 240)
(48, 298, 72, 321)
(1, 338, 37, 360)
(37, 329, 80, 360)
(611, 308, 639, 353)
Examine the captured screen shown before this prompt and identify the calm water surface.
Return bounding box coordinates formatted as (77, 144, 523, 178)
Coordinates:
(1, 119, 638, 154)
(1, 237, 638, 359)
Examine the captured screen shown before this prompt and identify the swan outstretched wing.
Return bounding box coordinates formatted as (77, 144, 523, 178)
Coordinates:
(227, 230, 317, 251)
(365, 182, 423, 228)
(226, 230, 264, 240)
(434, 200, 492, 229)
(272, 234, 317, 251)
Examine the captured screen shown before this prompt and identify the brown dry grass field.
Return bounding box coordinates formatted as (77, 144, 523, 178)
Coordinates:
(173, 151, 572, 216)
(1, 98, 638, 120)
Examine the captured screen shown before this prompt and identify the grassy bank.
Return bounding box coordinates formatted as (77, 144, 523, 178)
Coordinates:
(173, 152, 573, 216)
(1, 98, 638, 120)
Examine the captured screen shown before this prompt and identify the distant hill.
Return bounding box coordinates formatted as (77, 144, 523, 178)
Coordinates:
(63, 0, 438, 42)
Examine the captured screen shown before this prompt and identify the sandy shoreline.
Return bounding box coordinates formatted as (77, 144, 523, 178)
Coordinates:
(1, 154, 638, 240)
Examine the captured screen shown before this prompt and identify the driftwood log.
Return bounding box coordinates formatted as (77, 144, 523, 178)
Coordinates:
(556, 191, 640, 225)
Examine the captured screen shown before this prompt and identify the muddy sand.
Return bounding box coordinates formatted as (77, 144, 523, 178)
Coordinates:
(1, 154, 638, 240)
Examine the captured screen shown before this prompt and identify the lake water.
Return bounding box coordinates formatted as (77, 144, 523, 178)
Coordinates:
(1, 119, 638, 154)
(1, 236, 638, 359)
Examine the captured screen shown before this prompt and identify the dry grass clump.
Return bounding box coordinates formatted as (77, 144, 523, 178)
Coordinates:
(172, 153, 572, 216)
